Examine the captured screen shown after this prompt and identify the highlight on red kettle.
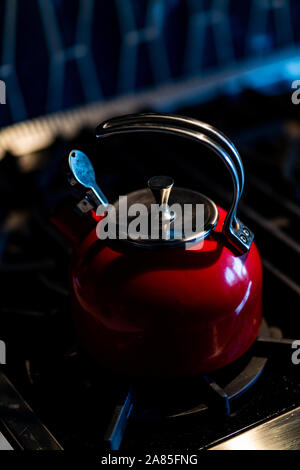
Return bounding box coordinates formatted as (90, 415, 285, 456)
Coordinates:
(60, 113, 263, 376)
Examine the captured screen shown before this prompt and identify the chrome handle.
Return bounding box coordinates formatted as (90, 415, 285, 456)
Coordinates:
(96, 113, 254, 253)
(101, 113, 244, 199)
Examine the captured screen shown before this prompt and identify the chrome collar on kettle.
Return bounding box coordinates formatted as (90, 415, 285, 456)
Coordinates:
(96, 113, 254, 254)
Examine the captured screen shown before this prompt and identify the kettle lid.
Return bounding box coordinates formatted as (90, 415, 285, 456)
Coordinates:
(110, 175, 218, 249)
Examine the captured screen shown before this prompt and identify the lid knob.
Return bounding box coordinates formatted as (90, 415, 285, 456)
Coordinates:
(148, 175, 174, 222)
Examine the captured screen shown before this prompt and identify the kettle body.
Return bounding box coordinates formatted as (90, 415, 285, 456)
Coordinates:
(61, 113, 263, 376)
(71, 206, 262, 376)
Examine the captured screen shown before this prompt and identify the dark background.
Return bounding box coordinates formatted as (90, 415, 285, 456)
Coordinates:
(1, 0, 300, 126)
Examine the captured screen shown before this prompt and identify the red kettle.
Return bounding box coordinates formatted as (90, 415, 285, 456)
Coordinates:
(56, 113, 262, 376)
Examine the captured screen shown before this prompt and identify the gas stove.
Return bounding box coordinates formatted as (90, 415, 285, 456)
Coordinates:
(0, 90, 299, 452)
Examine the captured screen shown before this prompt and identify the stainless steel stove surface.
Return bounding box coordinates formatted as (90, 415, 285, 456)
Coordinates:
(0, 90, 299, 452)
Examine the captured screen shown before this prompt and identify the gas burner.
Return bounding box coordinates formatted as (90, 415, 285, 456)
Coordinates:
(104, 319, 282, 449)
